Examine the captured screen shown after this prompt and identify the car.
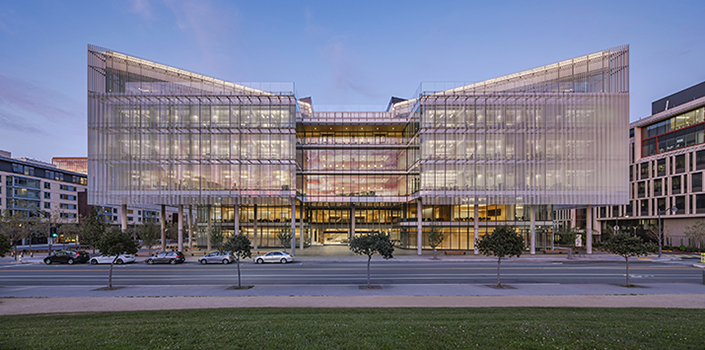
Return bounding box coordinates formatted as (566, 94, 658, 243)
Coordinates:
(145, 251, 185, 265)
(89, 254, 136, 265)
(254, 251, 293, 264)
(44, 250, 90, 265)
(198, 251, 235, 264)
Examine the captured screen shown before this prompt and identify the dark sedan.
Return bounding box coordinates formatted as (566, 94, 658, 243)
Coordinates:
(145, 251, 186, 265)
(44, 250, 90, 265)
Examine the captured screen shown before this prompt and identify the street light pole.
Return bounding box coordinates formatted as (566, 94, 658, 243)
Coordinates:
(657, 206, 677, 258)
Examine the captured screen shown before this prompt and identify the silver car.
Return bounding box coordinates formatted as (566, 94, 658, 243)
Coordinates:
(198, 251, 235, 264)
(255, 251, 293, 264)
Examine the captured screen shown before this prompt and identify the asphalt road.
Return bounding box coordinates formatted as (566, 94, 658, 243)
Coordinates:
(1, 260, 701, 286)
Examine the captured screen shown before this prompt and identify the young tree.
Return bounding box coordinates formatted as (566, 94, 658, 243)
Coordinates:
(558, 225, 580, 260)
(349, 231, 395, 288)
(223, 234, 252, 288)
(79, 207, 107, 253)
(137, 222, 160, 256)
(276, 227, 292, 251)
(683, 220, 705, 249)
(477, 225, 524, 287)
(603, 233, 655, 286)
(427, 227, 445, 260)
(210, 226, 224, 252)
(96, 227, 139, 289)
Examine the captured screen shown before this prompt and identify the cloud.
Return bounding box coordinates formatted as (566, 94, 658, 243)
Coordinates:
(0, 72, 83, 135)
(128, 0, 153, 19)
(320, 40, 379, 100)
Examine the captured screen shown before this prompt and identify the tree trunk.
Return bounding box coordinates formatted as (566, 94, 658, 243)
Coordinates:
(237, 256, 242, 288)
(497, 257, 502, 287)
(567, 244, 573, 260)
(625, 257, 630, 286)
(109, 256, 117, 289)
(367, 255, 372, 287)
(433, 248, 437, 260)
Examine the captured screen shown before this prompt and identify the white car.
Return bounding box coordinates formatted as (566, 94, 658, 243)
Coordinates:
(89, 254, 136, 265)
(255, 251, 293, 264)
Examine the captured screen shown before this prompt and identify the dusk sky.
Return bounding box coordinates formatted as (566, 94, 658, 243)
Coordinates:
(1, 0, 704, 162)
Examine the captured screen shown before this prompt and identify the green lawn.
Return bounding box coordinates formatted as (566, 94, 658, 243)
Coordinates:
(1, 307, 704, 349)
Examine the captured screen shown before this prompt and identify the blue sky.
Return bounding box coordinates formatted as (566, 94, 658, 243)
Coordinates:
(1, 0, 704, 162)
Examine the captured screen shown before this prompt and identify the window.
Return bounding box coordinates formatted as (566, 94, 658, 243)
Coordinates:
(59, 185, 77, 192)
(697, 194, 705, 213)
(675, 155, 685, 173)
(640, 200, 648, 216)
(672, 176, 681, 195)
(675, 196, 685, 214)
(60, 203, 77, 210)
(640, 163, 649, 179)
(693, 173, 702, 192)
(626, 201, 633, 216)
(637, 182, 646, 198)
(657, 198, 666, 212)
(59, 194, 77, 201)
(44, 202, 50, 209)
(113, 208, 117, 213)
(60, 213, 77, 219)
(654, 179, 662, 196)
(657, 159, 667, 176)
(128, 216, 133, 221)
(44, 182, 50, 189)
(44, 192, 50, 199)
(698, 150, 705, 170)
(629, 165, 633, 181)
(113, 216, 117, 221)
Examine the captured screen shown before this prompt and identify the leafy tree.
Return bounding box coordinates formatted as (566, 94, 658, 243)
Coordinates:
(223, 234, 252, 288)
(165, 221, 179, 244)
(96, 227, 139, 289)
(276, 227, 292, 250)
(427, 227, 445, 260)
(557, 225, 580, 260)
(137, 222, 160, 256)
(683, 221, 705, 249)
(0, 230, 11, 257)
(603, 233, 655, 286)
(80, 207, 107, 253)
(477, 225, 524, 287)
(349, 231, 395, 288)
(210, 226, 224, 252)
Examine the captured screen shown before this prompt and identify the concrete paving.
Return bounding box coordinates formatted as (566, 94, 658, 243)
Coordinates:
(1, 249, 703, 315)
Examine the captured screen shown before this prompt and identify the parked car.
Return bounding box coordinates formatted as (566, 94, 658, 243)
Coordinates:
(254, 251, 293, 264)
(198, 251, 235, 264)
(44, 250, 90, 265)
(89, 254, 136, 265)
(145, 251, 185, 265)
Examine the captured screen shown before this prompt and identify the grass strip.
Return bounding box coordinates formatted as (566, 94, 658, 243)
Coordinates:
(1, 307, 704, 349)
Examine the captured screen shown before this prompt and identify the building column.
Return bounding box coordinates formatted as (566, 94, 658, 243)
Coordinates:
(474, 205, 479, 255)
(290, 200, 296, 255)
(417, 199, 423, 255)
(300, 201, 304, 251)
(234, 204, 239, 236)
(253, 204, 258, 251)
(586, 205, 593, 255)
(187, 205, 193, 247)
(206, 205, 212, 251)
(121, 204, 128, 232)
(178, 204, 183, 252)
(160, 204, 166, 252)
(530, 205, 536, 255)
(351, 206, 356, 239)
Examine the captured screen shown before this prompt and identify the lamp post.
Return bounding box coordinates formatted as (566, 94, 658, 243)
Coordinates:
(657, 206, 677, 258)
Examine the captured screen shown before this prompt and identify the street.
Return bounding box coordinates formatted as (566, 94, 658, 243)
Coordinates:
(1, 260, 701, 287)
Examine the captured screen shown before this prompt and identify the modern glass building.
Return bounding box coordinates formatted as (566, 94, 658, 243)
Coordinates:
(88, 44, 629, 254)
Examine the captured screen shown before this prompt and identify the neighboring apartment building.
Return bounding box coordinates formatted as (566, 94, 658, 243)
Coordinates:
(87, 44, 629, 254)
(594, 81, 705, 247)
(0, 150, 87, 245)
